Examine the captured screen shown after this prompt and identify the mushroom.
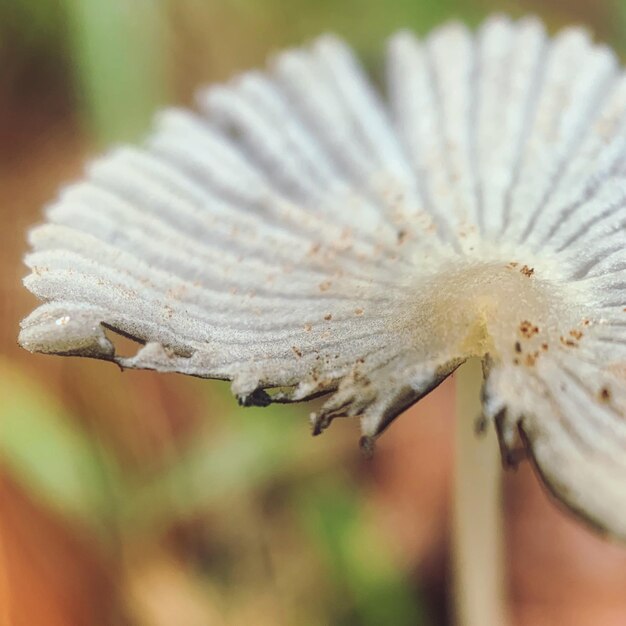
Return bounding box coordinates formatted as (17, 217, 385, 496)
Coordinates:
(19, 11, 626, 598)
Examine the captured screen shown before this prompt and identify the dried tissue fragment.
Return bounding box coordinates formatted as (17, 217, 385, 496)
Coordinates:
(18, 15, 626, 540)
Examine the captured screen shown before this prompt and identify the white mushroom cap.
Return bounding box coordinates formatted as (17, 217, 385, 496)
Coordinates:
(19, 15, 626, 540)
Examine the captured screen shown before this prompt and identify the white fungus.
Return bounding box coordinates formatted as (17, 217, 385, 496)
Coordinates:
(19, 16, 626, 540)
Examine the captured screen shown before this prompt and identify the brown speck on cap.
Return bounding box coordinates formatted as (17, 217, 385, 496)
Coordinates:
(292, 346, 303, 358)
(304, 323, 312, 332)
(397, 229, 408, 244)
(519, 321, 540, 338)
(506, 261, 519, 270)
(324, 313, 332, 321)
(319, 280, 332, 292)
(514, 341, 522, 353)
(560, 336, 578, 348)
(520, 265, 535, 277)
(599, 387, 611, 402)
(354, 307, 364, 316)
(541, 342, 549, 351)
(570, 329, 583, 340)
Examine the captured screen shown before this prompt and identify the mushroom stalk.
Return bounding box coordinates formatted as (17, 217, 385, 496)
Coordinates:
(452, 358, 508, 626)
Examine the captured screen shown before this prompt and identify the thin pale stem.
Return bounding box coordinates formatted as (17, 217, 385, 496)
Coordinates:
(452, 358, 508, 626)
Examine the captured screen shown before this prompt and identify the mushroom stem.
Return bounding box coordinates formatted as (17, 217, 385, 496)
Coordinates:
(452, 358, 508, 626)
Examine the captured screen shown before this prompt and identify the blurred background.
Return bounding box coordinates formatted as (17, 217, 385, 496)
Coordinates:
(2, 1, 626, 625)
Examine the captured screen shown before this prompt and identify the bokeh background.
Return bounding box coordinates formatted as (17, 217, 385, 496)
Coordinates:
(2, 1, 626, 625)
